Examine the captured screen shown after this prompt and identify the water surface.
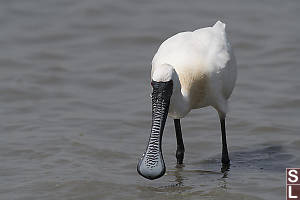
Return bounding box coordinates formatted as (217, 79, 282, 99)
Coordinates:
(0, 0, 299, 199)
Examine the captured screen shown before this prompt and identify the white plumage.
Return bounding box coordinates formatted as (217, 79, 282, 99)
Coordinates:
(151, 21, 237, 119)
(137, 21, 237, 180)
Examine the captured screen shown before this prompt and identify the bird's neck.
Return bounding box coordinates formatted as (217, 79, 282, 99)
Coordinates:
(168, 88, 190, 118)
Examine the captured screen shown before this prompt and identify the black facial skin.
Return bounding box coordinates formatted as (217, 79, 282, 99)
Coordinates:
(137, 80, 173, 180)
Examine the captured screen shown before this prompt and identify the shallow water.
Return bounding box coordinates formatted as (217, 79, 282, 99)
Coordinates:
(0, 0, 300, 199)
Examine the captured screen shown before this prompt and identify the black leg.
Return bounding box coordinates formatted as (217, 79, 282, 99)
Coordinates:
(174, 119, 185, 164)
(220, 118, 230, 171)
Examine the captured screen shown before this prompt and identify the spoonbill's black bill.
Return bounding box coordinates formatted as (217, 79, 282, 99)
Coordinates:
(137, 80, 173, 180)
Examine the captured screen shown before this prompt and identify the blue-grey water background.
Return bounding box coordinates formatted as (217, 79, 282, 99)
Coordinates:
(0, 0, 299, 199)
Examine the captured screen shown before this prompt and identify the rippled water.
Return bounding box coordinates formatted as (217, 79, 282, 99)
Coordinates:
(0, 0, 299, 199)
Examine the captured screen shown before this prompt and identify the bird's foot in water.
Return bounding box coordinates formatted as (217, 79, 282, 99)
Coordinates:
(176, 149, 184, 166)
(221, 162, 230, 173)
(176, 163, 185, 168)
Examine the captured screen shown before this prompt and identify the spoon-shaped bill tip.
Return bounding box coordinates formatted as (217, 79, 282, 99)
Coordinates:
(137, 153, 165, 180)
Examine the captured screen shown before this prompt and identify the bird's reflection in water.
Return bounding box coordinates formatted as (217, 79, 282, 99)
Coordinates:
(156, 164, 189, 192)
(137, 164, 229, 197)
(163, 163, 229, 192)
(174, 164, 185, 184)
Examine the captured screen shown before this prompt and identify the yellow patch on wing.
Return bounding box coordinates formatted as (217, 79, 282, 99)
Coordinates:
(177, 68, 208, 109)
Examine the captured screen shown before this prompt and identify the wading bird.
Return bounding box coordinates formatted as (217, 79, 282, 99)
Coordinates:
(137, 21, 237, 180)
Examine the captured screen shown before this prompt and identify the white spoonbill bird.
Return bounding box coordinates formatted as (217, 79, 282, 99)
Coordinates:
(137, 21, 237, 180)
